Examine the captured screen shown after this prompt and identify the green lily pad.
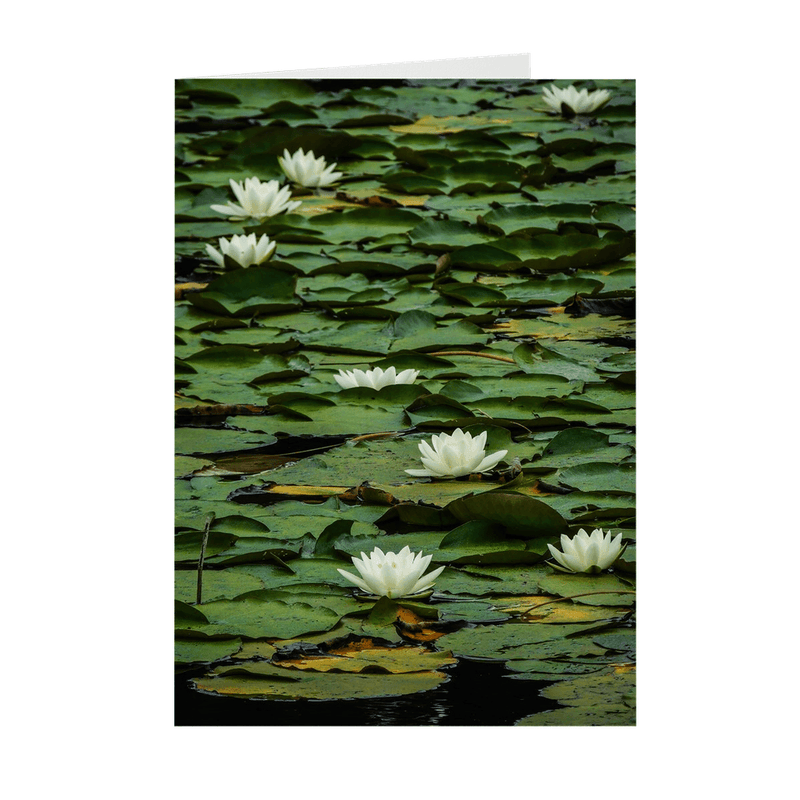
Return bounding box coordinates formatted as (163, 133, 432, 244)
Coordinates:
(189, 597, 342, 639)
(175, 427, 277, 455)
(189, 267, 299, 317)
(175, 637, 242, 665)
(445, 491, 568, 539)
(558, 462, 636, 494)
(515, 668, 635, 726)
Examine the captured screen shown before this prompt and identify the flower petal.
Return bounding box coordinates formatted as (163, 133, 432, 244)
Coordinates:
(474, 449, 508, 473)
(337, 568, 374, 594)
(547, 544, 575, 572)
(419, 456, 452, 476)
(409, 565, 445, 595)
(418, 440, 437, 461)
(205, 244, 224, 267)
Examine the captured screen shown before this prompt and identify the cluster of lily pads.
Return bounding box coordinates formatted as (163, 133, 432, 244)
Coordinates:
(189, 81, 625, 597)
(201, 84, 610, 272)
(332, 354, 623, 596)
(347, 84, 619, 596)
(175, 77, 634, 717)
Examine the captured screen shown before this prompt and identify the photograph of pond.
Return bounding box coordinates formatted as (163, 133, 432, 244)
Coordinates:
(175, 77, 635, 726)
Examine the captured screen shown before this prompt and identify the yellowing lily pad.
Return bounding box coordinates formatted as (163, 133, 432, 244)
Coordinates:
(193, 661, 447, 700)
(389, 115, 506, 135)
(276, 640, 456, 674)
(490, 595, 627, 623)
(490, 311, 635, 341)
(537, 572, 635, 605)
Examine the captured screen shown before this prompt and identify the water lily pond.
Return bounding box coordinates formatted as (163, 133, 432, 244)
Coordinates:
(175, 77, 635, 725)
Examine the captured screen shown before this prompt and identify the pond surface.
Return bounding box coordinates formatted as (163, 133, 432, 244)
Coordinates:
(175, 76, 636, 725)
(176, 658, 560, 726)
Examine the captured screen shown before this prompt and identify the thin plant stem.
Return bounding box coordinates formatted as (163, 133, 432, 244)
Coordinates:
(514, 590, 635, 616)
(427, 350, 516, 363)
(196, 512, 215, 605)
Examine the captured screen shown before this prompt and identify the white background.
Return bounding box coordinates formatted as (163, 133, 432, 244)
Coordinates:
(4, 1, 796, 797)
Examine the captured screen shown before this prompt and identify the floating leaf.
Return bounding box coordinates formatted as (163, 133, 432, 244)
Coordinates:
(515, 668, 635, 726)
(445, 491, 568, 539)
(193, 597, 342, 639)
(274, 639, 456, 674)
(194, 661, 447, 699)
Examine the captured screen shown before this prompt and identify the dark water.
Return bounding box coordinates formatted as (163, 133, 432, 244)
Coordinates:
(175, 658, 560, 726)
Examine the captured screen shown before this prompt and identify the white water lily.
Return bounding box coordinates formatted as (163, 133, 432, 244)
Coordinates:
(542, 84, 612, 115)
(205, 233, 276, 268)
(334, 366, 419, 390)
(337, 546, 445, 599)
(405, 428, 508, 479)
(279, 148, 343, 188)
(210, 177, 302, 219)
(547, 528, 625, 574)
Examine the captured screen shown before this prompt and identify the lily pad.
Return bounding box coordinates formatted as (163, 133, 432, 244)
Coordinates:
(515, 667, 635, 726)
(194, 661, 448, 699)
(274, 640, 456, 674)
(445, 491, 568, 539)
(175, 637, 242, 665)
(189, 597, 343, 639)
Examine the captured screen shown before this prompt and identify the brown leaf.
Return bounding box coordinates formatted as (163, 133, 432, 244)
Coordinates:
(175, 282, 208, 300)
(191, 453, 298, 476)
(335, 191, 401, 208)
(175, 401, 266, 416)
(396, 607, 446, 642)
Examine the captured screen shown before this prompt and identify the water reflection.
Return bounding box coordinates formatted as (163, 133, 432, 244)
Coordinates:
(176, 658, 561, 726)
